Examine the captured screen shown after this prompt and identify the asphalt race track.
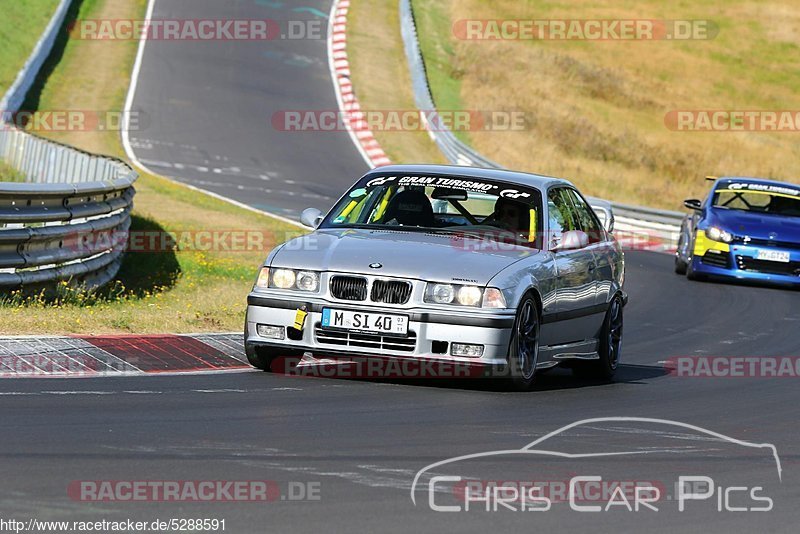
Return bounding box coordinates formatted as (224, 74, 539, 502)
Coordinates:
(2, 251, 799, 531)
(126, 0, 367, 218)
(2, 0, 799, 532)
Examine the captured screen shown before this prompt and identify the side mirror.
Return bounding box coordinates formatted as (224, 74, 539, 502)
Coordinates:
(586, 197, 614, 234)
(300, 207, 323, 229)
(552, 230, 589, 252)
(593, 205, 614, 233)
(684, 199, 702, 211)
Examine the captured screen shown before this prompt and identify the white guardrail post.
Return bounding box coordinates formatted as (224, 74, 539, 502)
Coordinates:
(398, 0, 685, 252)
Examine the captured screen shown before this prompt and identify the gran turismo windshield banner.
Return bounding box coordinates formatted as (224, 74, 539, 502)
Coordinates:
(720, 181, 800, 197)
(361, 174, 540, 203)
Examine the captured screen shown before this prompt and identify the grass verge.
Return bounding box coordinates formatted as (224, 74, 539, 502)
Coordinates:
(0, 0, 60, 95)
(0, 0, 302, 334)
(353, 0, 800, 210)
(347, 0, 445, 164)
(0, 161, 26, 182)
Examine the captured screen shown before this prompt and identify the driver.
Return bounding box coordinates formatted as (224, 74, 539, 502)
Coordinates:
(490, 197, 530, 233)
(769, 194, 800, 216)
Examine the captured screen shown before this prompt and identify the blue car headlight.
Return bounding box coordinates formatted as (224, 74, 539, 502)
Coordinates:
(706, 226, 733, 243)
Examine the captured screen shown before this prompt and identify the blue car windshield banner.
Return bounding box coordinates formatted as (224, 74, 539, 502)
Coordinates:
(720, 181, 800, 197)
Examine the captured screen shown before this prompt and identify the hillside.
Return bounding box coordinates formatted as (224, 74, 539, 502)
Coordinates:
(353, 0, 800, 209)
(0, 0, 60, 96)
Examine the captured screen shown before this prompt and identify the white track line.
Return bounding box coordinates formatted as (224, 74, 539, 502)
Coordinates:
(120, 0, 303, 229)
(121, 0, 156, 174)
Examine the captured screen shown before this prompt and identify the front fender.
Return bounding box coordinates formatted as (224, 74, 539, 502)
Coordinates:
(677, 216, 693, 260)
(488, 253, 557, 317)
(263, 242, 287, 268)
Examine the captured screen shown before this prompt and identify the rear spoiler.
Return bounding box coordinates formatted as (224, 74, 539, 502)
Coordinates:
(705, 175, 718, 182)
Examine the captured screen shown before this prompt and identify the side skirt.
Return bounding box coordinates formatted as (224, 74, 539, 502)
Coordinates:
(537, 339, 599, 369)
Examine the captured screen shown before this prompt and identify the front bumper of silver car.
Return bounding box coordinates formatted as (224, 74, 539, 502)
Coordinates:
(244, 293, 516, 366)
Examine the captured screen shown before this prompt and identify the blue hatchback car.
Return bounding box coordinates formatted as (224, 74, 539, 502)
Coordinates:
(675, 177, 800, 287)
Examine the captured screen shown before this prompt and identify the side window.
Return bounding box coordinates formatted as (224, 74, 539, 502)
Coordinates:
(564, 189, 605, 244)
(547, 188, 576, 249)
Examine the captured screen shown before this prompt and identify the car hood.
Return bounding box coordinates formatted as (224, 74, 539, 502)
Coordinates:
(709, 209, 800, 243)
(270, 228, 539, 284)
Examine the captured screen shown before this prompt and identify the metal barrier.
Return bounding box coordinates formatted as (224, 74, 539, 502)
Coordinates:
(0, 0, 136, 290)
(0, 126, 137, 289)
(398, 0, 685, 249)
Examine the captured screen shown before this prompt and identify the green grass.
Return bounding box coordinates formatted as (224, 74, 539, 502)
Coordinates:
(0, 0, 60, 95)
(0, 161, 27, 182)
(411, 0, 471, 144)
(352, 0, 800, 210)
(346, 0, 445, 164)
(0, 0, 304, 334)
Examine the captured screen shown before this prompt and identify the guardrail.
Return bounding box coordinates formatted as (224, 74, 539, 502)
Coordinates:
(0, 0, 137, 291)
(0, 126, 137, 290)
(398, 0, 685, 250)
(398, 0, 500, 170)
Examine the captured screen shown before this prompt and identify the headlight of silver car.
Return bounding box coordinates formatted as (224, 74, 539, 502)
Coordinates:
(428, 283, 455, 304)
(295, 270, 320, 291)
(253, 267, 320, 292)
(706, 226, 733, 243)
(424, 283, 507, 308)
(271, 268, 296, 289)
(457, 286, 482, 306)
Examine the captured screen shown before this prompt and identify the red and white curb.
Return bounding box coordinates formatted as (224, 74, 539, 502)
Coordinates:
(328, 0, 392, 168)
(0, 333, 249, 378)
(614, 218, 680, 254)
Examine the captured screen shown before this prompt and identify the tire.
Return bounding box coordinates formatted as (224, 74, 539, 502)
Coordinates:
(674, 229, 689, 275)
(505, 295, 540, 391)
(573, 294, 623, 381)
(686, 258, 705, 281)
(674, 254, 687, 275)
(245, 344, 279, 372)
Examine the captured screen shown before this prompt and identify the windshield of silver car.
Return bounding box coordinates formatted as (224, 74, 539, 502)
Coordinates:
(320, 174, 544, 248)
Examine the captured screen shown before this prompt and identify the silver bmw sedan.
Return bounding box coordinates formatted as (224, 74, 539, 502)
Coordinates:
(245, 165, 625, 390)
